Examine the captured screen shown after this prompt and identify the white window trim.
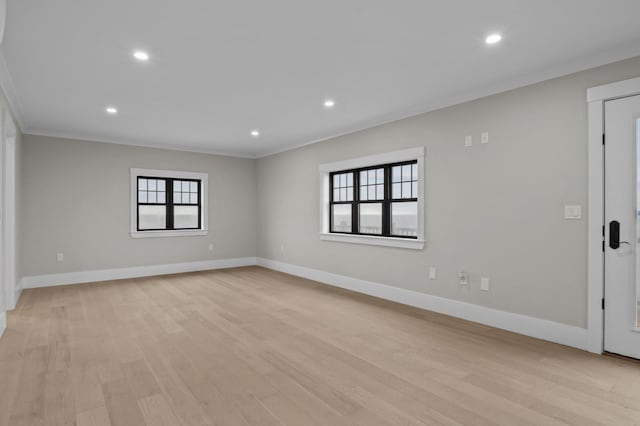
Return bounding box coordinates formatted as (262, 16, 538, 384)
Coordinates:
(130, 168, 209, 239)
(318, 147, 425, 250)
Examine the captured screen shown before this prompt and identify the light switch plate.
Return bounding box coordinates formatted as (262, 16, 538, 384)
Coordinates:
(429, 267, 437, 280)
(564, 205, 582, 220)
(465, 136, 472, 147)
(481, 132, 489, 144)
(480, 277, 490, 291)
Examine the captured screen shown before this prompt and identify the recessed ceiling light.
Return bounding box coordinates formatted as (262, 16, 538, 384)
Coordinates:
(251, 130, 260, 137)
(133, 50, 150, 61)
(485, 34, 502, 45)
(324, 99, 335, 108)
(105, 106, 118, 115)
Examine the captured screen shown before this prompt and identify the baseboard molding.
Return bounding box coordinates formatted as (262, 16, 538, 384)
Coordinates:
(13, 281, 23, 308)
(256, 258, 589, 351)
(0, 311, 6, 340)
(21, 257, 257, 289)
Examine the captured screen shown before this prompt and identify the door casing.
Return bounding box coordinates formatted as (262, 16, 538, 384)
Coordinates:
(587, 76, 640, 354)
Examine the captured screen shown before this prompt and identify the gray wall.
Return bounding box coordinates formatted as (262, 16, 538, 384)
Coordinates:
(256, 55, 640, 329)
(20, 135, 257, 276)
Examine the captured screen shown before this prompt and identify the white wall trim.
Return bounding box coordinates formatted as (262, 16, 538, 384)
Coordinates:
(24, 130, 257, 159)
(0, 311, 6, 339)
(587, 76, 640, 102)
(319, 233, 425, 250)
(258, 40, 640, 159)
(14, 279, 23, 308)
(586, 77, 640, 354)
(256, 258, 589, 351)
(21, 257, 257, 289)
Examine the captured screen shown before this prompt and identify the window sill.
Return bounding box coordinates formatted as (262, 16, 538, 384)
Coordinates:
(320, 233, 425, 250)
(130, 230, 208, 239)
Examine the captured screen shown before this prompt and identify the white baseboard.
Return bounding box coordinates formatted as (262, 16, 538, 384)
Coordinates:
(13, 281, 23, 308)
(0, 311, 6, 340)
(21, 257, 257, 289)
(256, 258, 589, 351)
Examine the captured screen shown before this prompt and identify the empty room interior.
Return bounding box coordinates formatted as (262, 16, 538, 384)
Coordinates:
(3, 1, 640, 425)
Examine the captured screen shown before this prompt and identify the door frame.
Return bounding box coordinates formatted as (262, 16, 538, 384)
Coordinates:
(587, 76, 640, 354)
(3, 111, 16, 310)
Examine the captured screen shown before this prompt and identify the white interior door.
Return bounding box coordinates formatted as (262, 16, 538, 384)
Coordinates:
(604, 94, 640, 359)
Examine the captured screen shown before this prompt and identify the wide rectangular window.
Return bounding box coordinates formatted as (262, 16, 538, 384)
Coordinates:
(329, 160, 418, 239)
(130, 169, 208, 238)
(319, 147, 424, 250)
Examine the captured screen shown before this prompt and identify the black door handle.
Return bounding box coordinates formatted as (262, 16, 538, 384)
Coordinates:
(610, 220, 620, 249)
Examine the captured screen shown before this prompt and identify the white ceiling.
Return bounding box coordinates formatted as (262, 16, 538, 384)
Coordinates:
(2, 0, 640, 158)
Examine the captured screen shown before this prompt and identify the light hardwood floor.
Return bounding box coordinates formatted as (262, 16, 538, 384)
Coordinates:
(2, 266, 640, 425)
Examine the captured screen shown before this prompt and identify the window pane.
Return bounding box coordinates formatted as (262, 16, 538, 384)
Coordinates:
(332, 205, 352, 232)
(376, 168, 384, 184)
(402, 182, 411, 198)
(360, 186, 368, 201)
(174, 206, 199, 228)
(412, 182, 418, 198)
(157, 180, 165, 191)
(368, 170, 375, 184)
(393, 183, 401, 199)
(360, 170, 368, 185)
(174, 181, 181, 191)
(376, 184, 384, 200)
(148, 179, 156, 191)
(138, 191, 147, 203)
(412, 163, 417, 181)
(340, 174, 346, 187)
(138, 179, 147, 190)
(190, 181, 197, 192)
(139, 205, 166, 230)
(392, 166, 401, 183)
(333, 188, 340, 201)
(346, 188, 353, 202)
(346, 173, 353, 187)
(157, 192, 166, 203)
(182, 181, 189, 192)
(182, 193, 190, 204)
(402, 164, 411, 181)
(392, 202, 417, 237)
(340, 188, 347, 201)
(190, 193, 198, 204)
(368, 186, 375, 200)
(148, 191, 157, 203)
(359, 203, 382, 235)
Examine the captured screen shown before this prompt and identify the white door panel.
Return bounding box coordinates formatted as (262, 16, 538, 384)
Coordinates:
(604, 94, 640, 359)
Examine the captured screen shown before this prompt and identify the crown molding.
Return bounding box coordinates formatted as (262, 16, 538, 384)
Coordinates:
(255, 39, 640, 158)
(24, 129, 257, 159)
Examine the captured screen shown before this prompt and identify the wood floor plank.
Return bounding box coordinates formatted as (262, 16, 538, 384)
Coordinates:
(3, 266, 640, 425)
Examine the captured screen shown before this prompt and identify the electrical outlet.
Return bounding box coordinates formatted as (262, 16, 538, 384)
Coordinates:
(458, 271, 468, 286)
(480, 277, 490, 291)
(465, 136, 472, 147)
(57, 252, 64, 262)
(481, 132, 489, 144)
(429, 267, 437, 280)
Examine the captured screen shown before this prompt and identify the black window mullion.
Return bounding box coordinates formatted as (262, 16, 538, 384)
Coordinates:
(352, 171, 359, 233)
(383, 166, 391, 236)
(167, 178, 174, 230)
